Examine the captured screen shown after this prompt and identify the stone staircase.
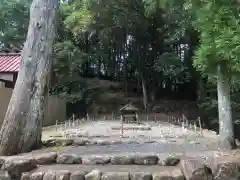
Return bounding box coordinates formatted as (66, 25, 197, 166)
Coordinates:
(1, 149, 240, 180)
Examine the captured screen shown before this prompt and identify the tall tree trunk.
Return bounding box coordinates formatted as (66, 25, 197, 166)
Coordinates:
(137, 75, 140, 93)
(197, 77, 206, 126)
(83, 32, 89, 76)
(97, 58, 101, 77)
(141, 74, 148, 110)
(150, 90, 156, 101)
(0, 0, 59, 155)
(112, 41, 116, 80)
(123, 44, 128, 96)
(217, 65, 235, 149)
(123, 60, 128, 96)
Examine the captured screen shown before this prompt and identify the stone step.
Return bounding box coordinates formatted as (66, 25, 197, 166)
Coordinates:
(32, 164, 179, 173)
(4, 151, 240, 180)
(25, 165, 185, 180)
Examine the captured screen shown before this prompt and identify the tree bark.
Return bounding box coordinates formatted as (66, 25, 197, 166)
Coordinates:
(217, 65, 235, 149)
(0, 0, 59, 155)
(141, 74, 148, 111)
(197, 77, 206, 126)
(150, 90, 156, 101)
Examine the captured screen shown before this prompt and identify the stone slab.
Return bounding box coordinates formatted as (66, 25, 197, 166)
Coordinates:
(31, 164, 179, 174)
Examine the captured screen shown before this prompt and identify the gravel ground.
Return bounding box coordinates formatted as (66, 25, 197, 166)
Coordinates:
(42, 120, 217, 141)
(35, 120, 220, 156)
(24, 137, 221, 157)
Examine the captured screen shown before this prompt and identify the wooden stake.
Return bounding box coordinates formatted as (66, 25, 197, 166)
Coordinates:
(181, 121, 184, 131)
(121, 115, 124, 137)
(55, 120, 58, 132)
(194, 122, 197, 132)
(198, 117, 203, 136)
(64, 121, 67, 129)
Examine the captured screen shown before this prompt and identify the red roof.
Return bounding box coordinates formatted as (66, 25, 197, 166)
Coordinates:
(0, 53, 21, 72)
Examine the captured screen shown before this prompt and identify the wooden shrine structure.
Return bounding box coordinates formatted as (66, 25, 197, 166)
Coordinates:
(120, 103, 139, 124)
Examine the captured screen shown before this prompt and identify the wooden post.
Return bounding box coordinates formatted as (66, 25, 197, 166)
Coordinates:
(198, 117, 203, 136)
(181, 121, 184, 131)
(194, 122, 197, 132)
(72, 114, 75, 126)
(55, 120, 58, 132)
(59, 122, 62, 131)
(185, 115, 188, 127)
(136, 113, 139, 124)
(167, 116, 170, 128)
(121, 115, 124, 138)
(64, 121, 67, 129)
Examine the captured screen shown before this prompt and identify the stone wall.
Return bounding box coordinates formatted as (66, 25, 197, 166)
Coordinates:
(1, 147, 240, 180)
(0, 88, 12, 126)
(0, 87, 66, 127)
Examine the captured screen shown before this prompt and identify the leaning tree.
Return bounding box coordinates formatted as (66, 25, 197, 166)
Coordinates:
(0, 0, 59, 155)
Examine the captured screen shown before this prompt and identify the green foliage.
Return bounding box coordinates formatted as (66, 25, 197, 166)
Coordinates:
(3, 0, 240, 135)
(50, 0, 91, 104)
(154, 52, 190, 83)
(0, 0, 30, 51)
(144, 0, 190, 43)
(0, 0, 201, 114)
(191, 0, 240, 74)
(53, 40, 85, 76)
(62, 0, 93, 38)
(51, 40, 86, 103)
(187, 0, 240, 132)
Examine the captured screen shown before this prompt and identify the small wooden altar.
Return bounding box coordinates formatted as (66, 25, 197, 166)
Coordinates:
(120, 103, 139, 124)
